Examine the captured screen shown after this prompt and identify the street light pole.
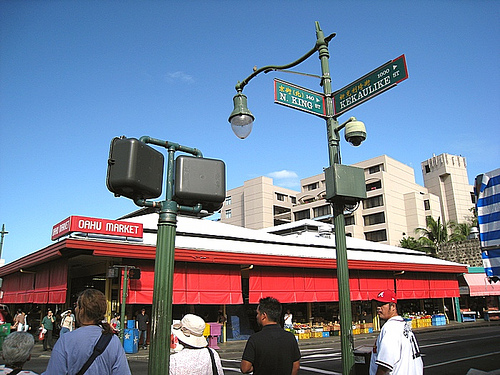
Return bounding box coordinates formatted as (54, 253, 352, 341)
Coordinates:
(228, 22, 365, 375)
(317, 23, 356, 373)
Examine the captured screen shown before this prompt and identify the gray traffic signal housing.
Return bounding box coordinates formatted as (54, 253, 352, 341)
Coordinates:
(106, 137, 164, 200)
(173, 155, 226, 213)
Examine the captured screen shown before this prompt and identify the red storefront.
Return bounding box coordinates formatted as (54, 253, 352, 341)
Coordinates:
(0, 214, 467, 337)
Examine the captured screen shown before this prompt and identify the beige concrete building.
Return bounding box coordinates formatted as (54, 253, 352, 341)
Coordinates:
(222, 176, 298, 229)
(222, 153, 474, 246)
(421, 153, 475, 224)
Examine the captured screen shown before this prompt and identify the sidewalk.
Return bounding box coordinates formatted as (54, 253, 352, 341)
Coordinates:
(28, 319, 500, 360)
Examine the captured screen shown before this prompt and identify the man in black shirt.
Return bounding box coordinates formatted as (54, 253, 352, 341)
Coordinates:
(136, 308, 149, 349)
(241, 297, 300, 375)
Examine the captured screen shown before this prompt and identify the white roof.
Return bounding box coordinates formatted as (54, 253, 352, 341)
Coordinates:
(123, 214, 466, 268)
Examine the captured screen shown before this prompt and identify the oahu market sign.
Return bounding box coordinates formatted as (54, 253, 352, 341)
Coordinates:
(51, 215, 143, 241)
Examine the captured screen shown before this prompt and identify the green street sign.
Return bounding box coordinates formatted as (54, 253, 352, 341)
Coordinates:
(274, 79, 326, 117)
(333, 54, 408, 116)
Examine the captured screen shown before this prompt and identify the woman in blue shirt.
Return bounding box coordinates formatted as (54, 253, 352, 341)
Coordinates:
(43, 289, 131, 375)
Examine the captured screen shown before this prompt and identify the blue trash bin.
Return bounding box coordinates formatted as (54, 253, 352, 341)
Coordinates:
(123, 328, 139, 353)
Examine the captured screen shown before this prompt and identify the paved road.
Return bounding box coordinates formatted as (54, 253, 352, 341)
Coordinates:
(18, 322, 500, 374)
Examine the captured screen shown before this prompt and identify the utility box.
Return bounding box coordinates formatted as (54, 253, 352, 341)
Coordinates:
(106, 137, 164, 200)
(354, 345, 373, 375)
(173, 155, 226, 213)
(324, 164, 366, 204)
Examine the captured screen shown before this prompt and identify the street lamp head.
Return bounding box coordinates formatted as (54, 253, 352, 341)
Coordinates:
(344, 118, 366, 147)
(229, 92, 254, 139)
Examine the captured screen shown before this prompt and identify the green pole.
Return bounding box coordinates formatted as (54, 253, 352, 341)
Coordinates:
(120, 266, 129, 345)
(316, 22, 355, 374)
(0, 224, 8, 259)
(148, 147, 178, 375)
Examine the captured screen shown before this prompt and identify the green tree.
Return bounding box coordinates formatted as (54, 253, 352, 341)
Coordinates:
(399, 236, 426, 251)
(414, 216, 448, 256)
(448, 221, 472, 242)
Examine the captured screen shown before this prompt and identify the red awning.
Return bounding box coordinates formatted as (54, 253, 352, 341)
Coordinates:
(127, 262, 243, 305)
(396, 273, 459, 299)
(249, 268, 338, 304)
(3, 260, 68, 305)
(1, 272, 34, 304)
(463, 273, 500, 296)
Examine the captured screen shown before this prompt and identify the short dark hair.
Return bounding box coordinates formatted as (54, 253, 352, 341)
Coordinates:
(258, 297, 282, 323)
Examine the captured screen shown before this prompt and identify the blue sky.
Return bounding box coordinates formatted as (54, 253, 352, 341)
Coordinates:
(1, 0, 499, 264)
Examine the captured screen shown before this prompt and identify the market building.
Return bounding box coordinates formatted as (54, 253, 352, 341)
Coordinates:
(0, 212, 474, 340)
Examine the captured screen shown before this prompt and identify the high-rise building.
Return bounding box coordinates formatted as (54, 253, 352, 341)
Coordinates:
(222, 153, 474, 246)
(421, 153, 475, 224)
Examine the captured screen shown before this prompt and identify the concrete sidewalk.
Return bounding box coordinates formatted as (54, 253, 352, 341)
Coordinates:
(27, 319, 500, 360)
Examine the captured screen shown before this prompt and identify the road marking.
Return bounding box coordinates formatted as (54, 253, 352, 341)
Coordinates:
(424, 350, 500, 369)
(299, 365, 342, 374)
(420, 334, 500, 348)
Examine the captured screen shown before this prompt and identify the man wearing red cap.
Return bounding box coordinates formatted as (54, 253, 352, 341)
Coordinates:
(370, 290, 423, 375)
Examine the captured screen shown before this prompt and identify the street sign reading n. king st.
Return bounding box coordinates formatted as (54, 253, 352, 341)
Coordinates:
(274, 78, 326, 117)
(333, 54, 408, 116)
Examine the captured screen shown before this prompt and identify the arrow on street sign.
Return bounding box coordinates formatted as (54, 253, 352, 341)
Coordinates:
(333, 54, 408, 116)
(274, 79, 326, 117)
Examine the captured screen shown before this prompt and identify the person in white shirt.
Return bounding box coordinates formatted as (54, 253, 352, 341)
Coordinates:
(284, 309, 293, 329)
(370, 290, 423, 375)
(169, 314, 223, 375)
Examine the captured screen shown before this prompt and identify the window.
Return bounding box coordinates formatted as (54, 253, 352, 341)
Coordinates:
(303, 198, 315, 204)
(294, 209, 310, 221)
(274, 206, 290, 215)
(276, 193, 286, 202)
(424, 199, 430, 211)
(225, 196, 232, 205)
(345, 215, 355, 226)
(363, 195, 384, 209)
(368, 164, 383, 174)
(424, 164, 431, 173)
(470, 192, 476, 204)
(363, 212, 385, 226)
(366, 180, 382, 191)
(313, 205, 331, 218)
(305, 182, 319, 191)
(225, 209, 232, 219)
(365, 229, 387, 242)
(291, 197, 297, 204)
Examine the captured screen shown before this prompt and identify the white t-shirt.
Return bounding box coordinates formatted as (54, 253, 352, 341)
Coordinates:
(369, 316, 423, 375)
(284, 313, 293, 326)
(169, 347, 223, 375)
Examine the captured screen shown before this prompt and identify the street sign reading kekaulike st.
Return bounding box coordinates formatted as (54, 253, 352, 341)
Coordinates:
(333, 55, 408, 116)
(274, 78, 326, 117)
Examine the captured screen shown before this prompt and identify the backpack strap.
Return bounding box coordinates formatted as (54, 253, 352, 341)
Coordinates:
(207, 347, 218, 375)
(76, 333, 113, 375)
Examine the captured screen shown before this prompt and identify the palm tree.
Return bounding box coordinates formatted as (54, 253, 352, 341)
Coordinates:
(448, 221, 472, 242)
(414, 216, 448, 256)
(399, 236, 426, 252)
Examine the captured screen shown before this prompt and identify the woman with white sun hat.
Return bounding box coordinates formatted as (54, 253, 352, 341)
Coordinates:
(169, 314, 224, 375)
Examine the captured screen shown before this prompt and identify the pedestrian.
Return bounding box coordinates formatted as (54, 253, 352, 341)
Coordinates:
(13, 309, 26, 332)
(284, 309, 293, 330)
(0, 331, 38, 374)
(41, 310, 55, 351)
(370, 289, 423, 375)
(42, 289, 131, 375)
(241, 297, 300, 375)
(110, 313, 120, 334)
(136, 308, 149, 349)
(169, 314, 223, 375)
(60, 309, 75, 335)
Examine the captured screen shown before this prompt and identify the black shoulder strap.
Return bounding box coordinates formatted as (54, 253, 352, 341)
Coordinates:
(9, 369, 22, 375)
(207, 347, 218, 375)
(76, 333, 113, 375)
